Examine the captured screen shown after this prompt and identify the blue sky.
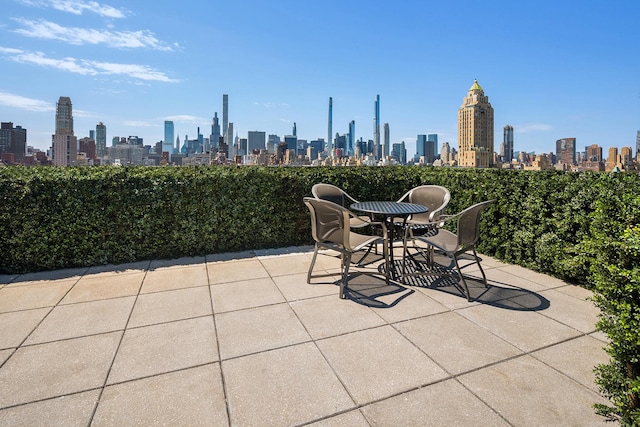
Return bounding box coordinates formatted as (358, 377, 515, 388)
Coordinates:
(1, 0, 639, 156)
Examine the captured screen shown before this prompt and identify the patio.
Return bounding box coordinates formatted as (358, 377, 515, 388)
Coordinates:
(0, 245, 610, 426)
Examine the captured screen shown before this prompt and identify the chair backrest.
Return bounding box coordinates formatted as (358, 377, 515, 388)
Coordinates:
(404, 185, 451, 222)
(303, 197, 350, 249)
(311, 183, 349, 206)
(456, 200, 495, 248)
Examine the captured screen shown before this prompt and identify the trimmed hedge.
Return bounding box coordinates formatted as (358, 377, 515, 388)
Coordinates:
(1, 166, 638, 282)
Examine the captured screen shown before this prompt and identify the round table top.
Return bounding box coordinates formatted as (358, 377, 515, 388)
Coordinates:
(350, 201, 428, 216)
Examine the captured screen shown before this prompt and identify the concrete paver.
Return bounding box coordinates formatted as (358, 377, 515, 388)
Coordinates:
(0, 248, 611, 426)
(316, 325, 449, 405)
(128, 286, 212, 328)
(0, 308, 50, 348)
(107, 316, 218, 384)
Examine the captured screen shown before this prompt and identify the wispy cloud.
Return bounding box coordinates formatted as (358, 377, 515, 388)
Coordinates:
(164, 115, 208, 124)
(123, 120, 156, 127)
(254, 102, 289, 109)
(12, 18, 176, 51)
(0, 47, 23, 54)
(1, 47, 178, 82)
(17, 0, 128, 18)
(514, 123, 554, 133)
(0, 90, 54, 112)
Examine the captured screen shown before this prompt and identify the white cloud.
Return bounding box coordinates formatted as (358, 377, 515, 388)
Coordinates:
(0, 90, 54, 112)
(91, 61, 177, 82)
(255, 102, 289, 109)
(17, 0, 127, 18)
(514, 123, 554, 133)
(164, 115, 208, 123)
(0, 47, 23, 54)
(123, 120, 156, 127)
(0, 47, 178, 82)
(12, 18, 176, 51)
(73, 108, 95, 118)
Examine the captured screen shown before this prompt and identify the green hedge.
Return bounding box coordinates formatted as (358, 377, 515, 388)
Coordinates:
(1, 166, 638, 282)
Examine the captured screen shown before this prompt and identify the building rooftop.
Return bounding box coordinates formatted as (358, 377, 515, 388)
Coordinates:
(469, 79, 483, 91)
(0, 246, 609, 425)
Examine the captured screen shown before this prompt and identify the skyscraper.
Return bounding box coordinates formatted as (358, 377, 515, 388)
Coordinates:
(210, 113, 221, 152)
(247, 131, 266, 153)
(383, 123, 390, 159)
(416, 135, 427, 159)
(163, 121, 174, 155)
(0, 122, 26, 163)
(96, 122, 106, 158)
(585, 144, 603, 162)
(222, 94, 229, 145)
(334, 134, 347, 157)
(226, 122, 234, 159)
(457, 80, 494, 168)
(348, 120, 356, 156)
(374, 95, 380, 160)
(427, 134, 438, 158)
(52, 96, 77, 166)
(328, 97, 333, 156)
(502, 125, 514, 162)
(556, 137, 577, 165)
(55, 96, 73, 134)
(293, 122, 297, 137)
(425, 134, 437, 163)
(267, 134, 280, 153)
(636, 130, 640, 161)
(391, 141, 406, 164)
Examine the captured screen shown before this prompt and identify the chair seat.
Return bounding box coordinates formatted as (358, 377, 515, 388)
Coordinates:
(348, 230, 381, 251)
(350, 215, 374, 228)
(418, 228, 459, 254)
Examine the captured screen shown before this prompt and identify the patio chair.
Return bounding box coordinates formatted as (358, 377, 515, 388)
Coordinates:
(395, 185, 451, 263)
(311, 183, 372, 229)
(404, 199, 495, 301)
(303, 197, 388, 299)
(312, 182, 382, 260)
(396, 185, 451, 237)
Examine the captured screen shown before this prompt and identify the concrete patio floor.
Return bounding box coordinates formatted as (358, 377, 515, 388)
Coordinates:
(0, 245, 611, 426)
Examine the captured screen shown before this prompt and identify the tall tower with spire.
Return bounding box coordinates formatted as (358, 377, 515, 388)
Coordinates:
(374, 95, 380, 160)
(457, 80, 494, 168)
(210, 113, 220, 152)
(328, 97, 333, 157)
(222, 94, 229, 146)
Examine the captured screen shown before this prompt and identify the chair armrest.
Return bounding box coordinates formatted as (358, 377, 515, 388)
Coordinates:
(396, 189, 412, 203)
(433, 213, 460, 228)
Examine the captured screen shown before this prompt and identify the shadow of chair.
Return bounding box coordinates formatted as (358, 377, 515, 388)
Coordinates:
(402, 199, 495, 301)
(303, 197, 388, 299)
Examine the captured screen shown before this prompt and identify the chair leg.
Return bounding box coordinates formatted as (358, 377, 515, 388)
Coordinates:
(307, 244, 319, 284)
(341, 253, 352, 299)
(401, 226, 410, 285)
(473, 247, 488, 288)
(382, 223, 390, 285)
(453, 255, 472, 301)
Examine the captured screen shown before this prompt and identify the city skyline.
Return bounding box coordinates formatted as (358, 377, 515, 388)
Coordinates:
(0, 0, 639, 156)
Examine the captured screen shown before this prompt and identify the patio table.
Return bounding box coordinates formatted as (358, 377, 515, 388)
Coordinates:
(351, 201, 428, 280)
